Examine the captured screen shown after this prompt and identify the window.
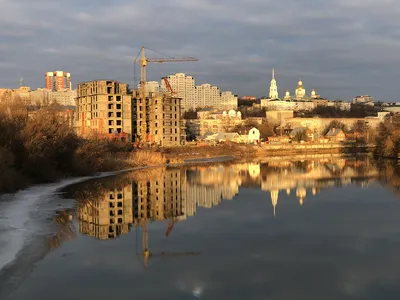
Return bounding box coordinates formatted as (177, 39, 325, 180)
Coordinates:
(116, 104, 121, 109)
(117, 120, 121, 125)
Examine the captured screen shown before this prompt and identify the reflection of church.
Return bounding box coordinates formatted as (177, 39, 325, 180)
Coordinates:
(77, 158, 375, 240)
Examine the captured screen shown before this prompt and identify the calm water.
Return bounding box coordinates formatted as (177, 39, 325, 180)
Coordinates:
(1, 156, 400, 299)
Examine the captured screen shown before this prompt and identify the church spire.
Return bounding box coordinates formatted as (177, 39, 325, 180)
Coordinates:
(269, 68, 278, 99)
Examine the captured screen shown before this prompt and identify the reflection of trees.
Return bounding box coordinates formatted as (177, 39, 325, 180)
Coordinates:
(47, 208, 76, 251)
(377, 160, 400, 196)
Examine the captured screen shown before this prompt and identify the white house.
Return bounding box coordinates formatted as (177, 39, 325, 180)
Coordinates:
(247, 127, 260, 144)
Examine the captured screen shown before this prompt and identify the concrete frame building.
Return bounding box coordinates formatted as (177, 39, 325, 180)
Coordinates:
(75, 80, 132, 140)
(45, 71, 71, 91)
(132, 92, 186, 146)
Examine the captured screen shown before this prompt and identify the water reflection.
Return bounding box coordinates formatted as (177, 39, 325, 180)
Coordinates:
(72, 156, 383, 244)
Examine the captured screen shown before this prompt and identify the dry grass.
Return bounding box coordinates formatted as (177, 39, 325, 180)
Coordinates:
(129, 150, 166, 167)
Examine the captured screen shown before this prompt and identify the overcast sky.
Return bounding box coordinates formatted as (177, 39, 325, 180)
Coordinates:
(0, 0, 399, 100)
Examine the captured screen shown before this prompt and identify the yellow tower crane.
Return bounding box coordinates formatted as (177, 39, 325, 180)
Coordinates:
(133, 46, 198, 143)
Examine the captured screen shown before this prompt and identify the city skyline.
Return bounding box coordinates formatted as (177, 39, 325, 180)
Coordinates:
(1, 0, 399, 101)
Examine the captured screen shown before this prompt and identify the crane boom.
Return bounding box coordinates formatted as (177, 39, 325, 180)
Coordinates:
(147, 57, 198, 63)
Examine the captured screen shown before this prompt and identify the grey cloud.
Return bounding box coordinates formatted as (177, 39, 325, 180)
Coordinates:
(0, 0, 399, 100)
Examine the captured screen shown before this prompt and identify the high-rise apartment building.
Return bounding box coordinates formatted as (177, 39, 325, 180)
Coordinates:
(161, 73, 195, 110)
(161, 73, 237, 111)
(196, 84, 221, 108)
(45, 71, 71, 91)
(132, 92, 186, 146)
(75, 80, 132, 140)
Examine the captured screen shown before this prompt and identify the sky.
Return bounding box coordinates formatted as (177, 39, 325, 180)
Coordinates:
(0, 0, 399, 101)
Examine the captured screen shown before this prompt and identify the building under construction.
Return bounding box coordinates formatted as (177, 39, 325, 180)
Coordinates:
(75, 80, 132, 140)
(132, 91, 186, 146)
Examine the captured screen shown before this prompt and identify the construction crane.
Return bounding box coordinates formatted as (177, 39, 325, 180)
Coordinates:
(162, 77, 177, 96)
(133, 46, 198, 143)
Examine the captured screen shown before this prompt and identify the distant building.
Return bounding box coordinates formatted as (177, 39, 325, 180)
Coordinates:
(246, 127, 260, 143)
(75, 80, 132, 140)
(353, 95, 374, 105)
(295, 80, 306, 99)
(161, 73, 237, 111)
(240, 96, 257, 101)
(220, 91, 238, 110)
(325, 128, 346, 142)
(45, 71, 71, 91)
(266, 110, 294, 125)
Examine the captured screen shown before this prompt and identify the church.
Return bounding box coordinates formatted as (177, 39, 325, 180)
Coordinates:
(267, 69, 320, 100)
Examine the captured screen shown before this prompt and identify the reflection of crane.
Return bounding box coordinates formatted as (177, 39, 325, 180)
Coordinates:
(133, 46, 198, 142)
(136, 218, 199, 268)
(165, 217, 177, 237)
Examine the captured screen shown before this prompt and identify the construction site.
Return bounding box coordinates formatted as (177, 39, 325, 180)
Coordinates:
(74, 46, 197, 146)
(132, 47, 198, 146)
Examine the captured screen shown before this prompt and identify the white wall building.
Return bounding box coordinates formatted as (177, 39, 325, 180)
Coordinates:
(196, 84, 220, 108)
(353, 95, 374, 105)
(161, 73, 195, 110)
(220, 91, 238, 110)
(161, 73, 237, 111)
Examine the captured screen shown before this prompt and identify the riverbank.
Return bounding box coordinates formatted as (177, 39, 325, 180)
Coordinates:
(0, 142, 379, 195)
(160, 142, 375, 164)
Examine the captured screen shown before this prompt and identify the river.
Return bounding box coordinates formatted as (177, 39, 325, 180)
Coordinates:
(1, 156, 400, 299)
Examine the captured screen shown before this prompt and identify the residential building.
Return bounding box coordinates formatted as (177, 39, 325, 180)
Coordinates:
(186, 118, 243, 137)
(132, 92, 186, 146)
(353, 95, 374, 105)
(196, 83, 221, 108)
(161, 73, 237, 110)
(220, 91, 238, 110)
(239, 96, 257, 101)
(266, 110, 294, 125)
(75, 80, 132, 140)
(269, 69, 278, 99)
(261, 99, 315, 111)
(246, 127, 260, 143)
(325, 128, 346, 142)
(45, 71, 71, 91)
(282, 117, 383, 135)
(161, 73, 195, 110)
(138, 81, 160, 95)
(0, 86, 31, 105)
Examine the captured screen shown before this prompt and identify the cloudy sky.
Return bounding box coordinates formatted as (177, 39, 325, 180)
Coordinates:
(0, 0, 399, 100)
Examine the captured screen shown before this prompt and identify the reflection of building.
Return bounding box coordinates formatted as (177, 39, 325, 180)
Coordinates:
(132, 169, 185, 222)
(78, 186, 133, 239)
(78, 157, 379, 240)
